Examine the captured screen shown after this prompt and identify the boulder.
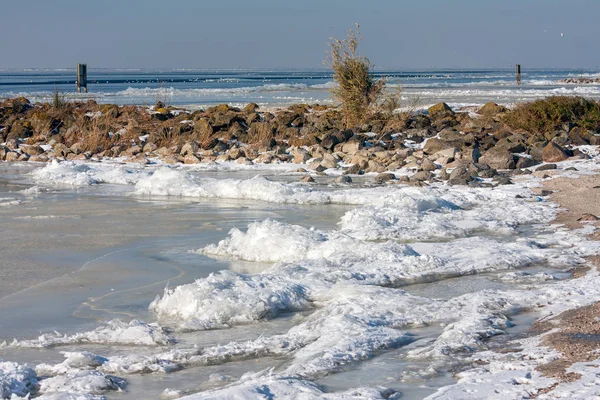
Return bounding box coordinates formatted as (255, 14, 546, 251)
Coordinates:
(291, 148, 310, 164)
(412, 171, 433, 181)
(23, 145, 44, 156)
(421, 158, 438, 172)
(423, 138, 456, 155)
(515, 156, 537, 169)
(335, 175, 352, 184)
(427, 102, 454, 118)
(5, 151, 19, 162)
(479, 146, 516, 170)
(301, 175, 315, 183)
(344, 164, 361, 175)
(536, 164, 557, 171)
(375, 172, 396, 183)
(477, 102, 508, 116)
(180, 141, 199, 156)
(542, 142, 569, 163)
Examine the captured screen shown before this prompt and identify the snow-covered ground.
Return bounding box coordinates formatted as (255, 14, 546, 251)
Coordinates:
(1, 154, 600, 399)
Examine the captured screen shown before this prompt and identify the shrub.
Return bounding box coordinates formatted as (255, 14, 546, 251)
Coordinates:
(326, 24, 384, 128)
(51, 88, 68, 109)
(503, 96, 600, 134)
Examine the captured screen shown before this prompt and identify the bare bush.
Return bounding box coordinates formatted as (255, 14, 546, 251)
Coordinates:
(326, 24, 384, 128)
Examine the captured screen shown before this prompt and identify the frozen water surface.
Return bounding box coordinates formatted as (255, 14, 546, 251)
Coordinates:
(1, 159, 600, 399)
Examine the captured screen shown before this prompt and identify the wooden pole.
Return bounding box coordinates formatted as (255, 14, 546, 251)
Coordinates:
(516, 64, 521, 86)
(77, 64, 88, 93)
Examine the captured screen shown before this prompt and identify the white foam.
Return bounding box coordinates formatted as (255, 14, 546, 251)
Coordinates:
(31, 160, 148, 187)
(2, 319, 173, 349)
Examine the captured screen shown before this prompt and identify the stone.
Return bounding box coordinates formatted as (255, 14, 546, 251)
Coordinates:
(421, 158, 438, 172)
(143, 142, 157, 153)
(181, 141, 199, 156)
(478, 102, 508, 116)
(6, 139, 19, 150)
(423, 138, 457, 155)
(542, 142, 569, 162)
(291, 148, 310, 164)
(515, 156, 537, 169)
(28, 155, 48, 163)
(335, 175, 352, 184)
(479, 146, 516, 170)
(536, 164, 557, 171)
(375, 172, 396, 183)
(183, 155, 201, 164)
(427, 102, 454, 118)
(308, 158, 323, 171)
(448, 166, 474, 185)
(301, 175, 315, 183)
(412, 171, 433, 181)
(340, 141, 362, 155)
(228, 148, 246, 159)
(493, 176, 513, 185)
(235, 157, 253, 165)
(344, 164, 361, 175)
(5, 151, 19, 162)
(23, 145, 44, 156)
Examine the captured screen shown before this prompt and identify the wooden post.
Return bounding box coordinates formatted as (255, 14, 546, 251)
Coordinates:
(516, 64, 521, 86)
(77, 63, 87, 93)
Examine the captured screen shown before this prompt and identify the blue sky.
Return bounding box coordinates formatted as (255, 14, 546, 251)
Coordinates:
(2, 0, 598, 69)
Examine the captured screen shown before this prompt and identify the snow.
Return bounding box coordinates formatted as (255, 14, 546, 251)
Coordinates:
(7, 154, 600, 399)
(2, 320, 173, 349)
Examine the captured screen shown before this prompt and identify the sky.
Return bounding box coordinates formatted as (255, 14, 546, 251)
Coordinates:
(1, 0, 599, 70)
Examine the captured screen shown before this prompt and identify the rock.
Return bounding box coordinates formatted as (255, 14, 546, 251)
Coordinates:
(291, 148, 310, 164)
(28, 155, 48, 163)
(320, 133, 340, 151)
(536, 164, 557, 171)
(143, 142, 158, 153)
(124, 145, 142, 157)
(515, 156, 537, 169)
(477, 102, 508, 116)
(366, 160, 385, 174)
(5, 151, 19, 162)
(308, 158, 323, 171)
(542, 142, 569, 162)
(23, 145, 44, 156)
(340, 141, 362, 155)
(335, 175, 352, 184)
(375, 172, 396, 183)
(243, 103, 259, 113)
(427, 102, 454, 118)
(180, 141, 199, 156)
(578, 213, 600, 222)
(164, 155, 180, 164)
(183, 155, 201, 164)
(421, 158, 438, 171)
(438, 168, 450, 180)
(493, 176, 513, 185)
(235, 157, 253, 165)
(6, 139, 19, 150)
(412, 171, 433, 181)
(301, 175, 315, 183)
(70, 142, 84, 155)
(423, 138, 457, 155)
(448, 166, 474, 185)
(228, 148, 246, 160)
(344, 164, 361, 175)
(479, 146, 516, 170)
(18, 153, 30, 161)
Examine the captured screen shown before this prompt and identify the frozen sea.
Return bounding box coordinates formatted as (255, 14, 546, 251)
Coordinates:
(1, 68, 600, 109)
(1, 156, 600, 399)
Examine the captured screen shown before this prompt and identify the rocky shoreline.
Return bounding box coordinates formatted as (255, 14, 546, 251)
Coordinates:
(0, 96, 598, 185)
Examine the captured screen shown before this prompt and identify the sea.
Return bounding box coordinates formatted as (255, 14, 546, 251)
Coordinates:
(2, 69, 600, 399)
(1, 68, 600, 109)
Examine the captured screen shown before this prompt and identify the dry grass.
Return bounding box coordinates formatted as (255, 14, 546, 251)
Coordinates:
(503, 96, 600, 134)
(326, 24, 384, 129)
